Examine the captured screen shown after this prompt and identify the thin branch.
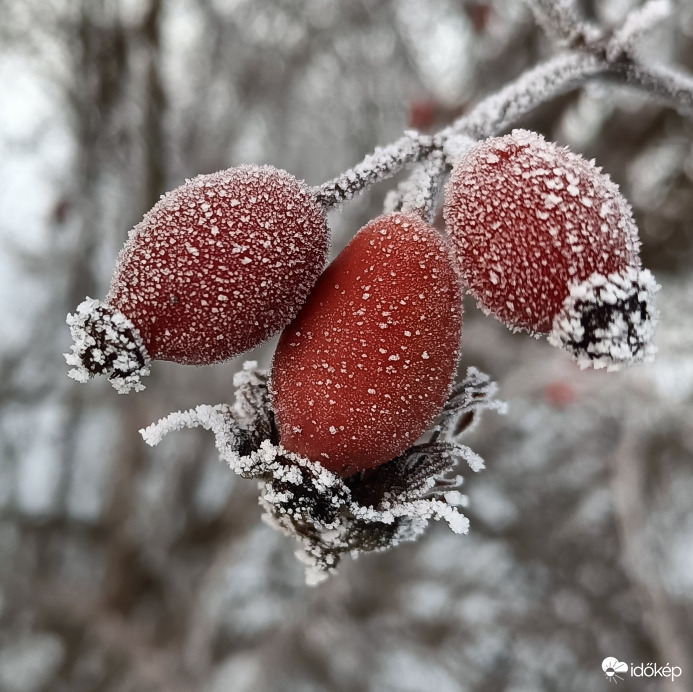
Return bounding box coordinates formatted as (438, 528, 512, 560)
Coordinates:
(312, 40, 693, 212)
(609, 0, 672, 59)
(442, 51, 607, 144)
(313, 52, 608, 210)
(311, 132, 434, 209)
(383, 150, 446, 223)
(608, 58, 693, 118)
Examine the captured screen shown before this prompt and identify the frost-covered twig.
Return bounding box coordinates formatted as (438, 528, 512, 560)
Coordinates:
(382, 149, 447, 223)
(313, 0, 691, 211)
(607, 58, 693, 118)
(442, 52, 607, 152)
(608, 0, 672, 60)
(313, 52, 608, 209)
(314, 53, 610, 208)
(595, 1, 693, 117)
(311, 132, 434, 209)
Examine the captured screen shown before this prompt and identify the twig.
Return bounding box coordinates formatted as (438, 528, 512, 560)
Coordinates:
(311, 133, 434, 209)
(312, 52, 609, 210)
(442, 51, 607, 143)
(312, 0, 692, 213)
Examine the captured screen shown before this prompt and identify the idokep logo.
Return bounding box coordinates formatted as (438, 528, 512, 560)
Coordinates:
(602, 657, 683, 683)
(602, 658, 628, 683)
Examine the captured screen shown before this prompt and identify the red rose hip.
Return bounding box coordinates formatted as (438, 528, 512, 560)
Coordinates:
(66, 165, 330, 392)
(443, 129, 657, 369)
(271, 212, 463, 478)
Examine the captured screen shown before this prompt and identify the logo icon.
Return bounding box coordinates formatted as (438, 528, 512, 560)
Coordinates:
(602, 658, 628, 683)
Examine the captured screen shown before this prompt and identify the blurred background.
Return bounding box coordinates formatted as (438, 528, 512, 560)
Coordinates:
(1, 0, 692, 690)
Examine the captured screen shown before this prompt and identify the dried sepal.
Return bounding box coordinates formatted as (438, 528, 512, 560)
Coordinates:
(140, 362, 275, 463)
(65, 298, 151, 393)
(548, 267, 659, 370)
(141, 362, 503, 585)
(439, 366, 509, 438)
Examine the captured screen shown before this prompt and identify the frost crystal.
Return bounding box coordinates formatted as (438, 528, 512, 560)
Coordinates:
(548, 267, 659, 370)
(65, 298, 151, 393)
(141, 363, 503, 584)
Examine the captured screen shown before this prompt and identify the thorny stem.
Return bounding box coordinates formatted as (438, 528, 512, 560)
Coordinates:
(312, 24, 693, 212)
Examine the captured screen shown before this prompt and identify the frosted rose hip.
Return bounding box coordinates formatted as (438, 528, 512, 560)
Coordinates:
(109, 165, 329, 362)
(66, 164, 329, 392)
(443, 129, 657, 369)
(271, 212, 463, 477)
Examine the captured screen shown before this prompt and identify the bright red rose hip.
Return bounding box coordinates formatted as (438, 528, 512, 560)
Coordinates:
(271, 212, 463, 478)
(66, 165, 329, 392)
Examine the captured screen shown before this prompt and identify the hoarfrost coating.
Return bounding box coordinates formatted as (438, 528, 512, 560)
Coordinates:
(65, 298, 151, 394)
(548, 267, 659, 370)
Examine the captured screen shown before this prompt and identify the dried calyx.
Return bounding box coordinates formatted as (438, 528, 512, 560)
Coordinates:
(140, 362, 505, 585)
(65, 298, 151, 394)
(549, 267, 659, 370)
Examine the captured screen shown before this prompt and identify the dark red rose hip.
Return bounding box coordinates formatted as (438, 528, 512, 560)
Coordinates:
(66, 164, 330, 392)
(443, 129, 657, 370)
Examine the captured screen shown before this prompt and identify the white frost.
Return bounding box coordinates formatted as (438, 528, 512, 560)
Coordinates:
(64, 298, 151, 393)
(548, 266, 659, 370)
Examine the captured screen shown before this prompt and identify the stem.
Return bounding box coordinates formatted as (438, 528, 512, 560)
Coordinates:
(311, 133, 434, 209)
(313, 52, 608, 211)
(441, 52, 606, 142)
(383, 150, 447, 223)
(609, 58, 693, 117)
(312, 44, 693, 212)
(523, 0, 593, 47)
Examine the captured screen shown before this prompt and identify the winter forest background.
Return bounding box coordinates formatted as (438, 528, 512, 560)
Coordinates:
(1, 0, 693, 690)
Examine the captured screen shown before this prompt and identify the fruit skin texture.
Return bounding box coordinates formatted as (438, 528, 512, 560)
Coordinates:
(271, 212, 463, 478)
(108, 164, 329, 365)
(443, 129, 640, 335)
